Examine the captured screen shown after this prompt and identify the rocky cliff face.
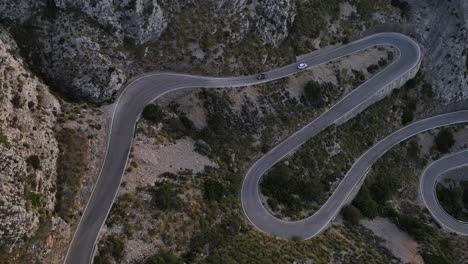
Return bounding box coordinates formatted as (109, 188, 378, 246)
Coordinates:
(39, 13, 127, 101)
(54, 0, 168, 44)
(256, 0, 295, 46)
(411, 0, 467, 103)
(0, 0, 296, 102)
(0, 29, 62, 250)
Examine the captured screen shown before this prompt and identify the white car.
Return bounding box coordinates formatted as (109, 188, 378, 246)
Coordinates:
(297, 63, 308, 69)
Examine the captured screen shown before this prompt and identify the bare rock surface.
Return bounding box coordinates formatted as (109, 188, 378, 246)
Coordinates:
(256, 0, 295, 46)
(54, 0, 168, 44)
(0, 29, 62, 244)
(361, 217, 424, 264)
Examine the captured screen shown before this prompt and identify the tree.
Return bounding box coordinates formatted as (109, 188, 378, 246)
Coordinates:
(421, 83, 434, 98)
(435, 129, 455, 153)
(203, 179, 225, 201)
(26, 155, 41, 169)
(142, 104, 165, 123)
(367, 64, 379, 74)
(151, 182, 183, 211)
(391, 0, 411, 18)
(401, 108, 414, 125)
(353, 185, 380, 218)
(341, 204, 362, 225)
(303, 80, 323, 106)
(96, 235, 125, 262)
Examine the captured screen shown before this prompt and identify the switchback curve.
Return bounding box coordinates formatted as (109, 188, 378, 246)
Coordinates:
(65, 32, 424, 264)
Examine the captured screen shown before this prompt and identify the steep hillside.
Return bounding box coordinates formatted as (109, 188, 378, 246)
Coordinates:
(0, 29, 65, 260)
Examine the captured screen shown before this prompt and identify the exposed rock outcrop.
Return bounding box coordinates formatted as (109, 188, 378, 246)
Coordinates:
(54, 0, 168, 44)
(39, 14, 127, 101)
(256, 0, 295, 46)
(0, 29, 61, 246)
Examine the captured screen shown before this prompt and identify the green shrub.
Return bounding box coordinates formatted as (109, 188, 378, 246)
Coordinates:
(203, 179, 225, 201)
(366, 64, 379, 74)
(352, 70, 365, 86)
(260, 162, 324, 215)
(26, 155, 41, 169)
(435, 129, 454, 153)
(24, 187, 43, 209)
(0, 129, 7, 146)
(303, 80, 323, 106)
(150, 182, 183, 211)
(341, 204, 362, 225)
(436, 182, 468, 221)
(395, 214, 435, 242)
(391, 0, 411, 18)
(421, 254, 450, 264)
(353, 185, 380, 218)
(95, 235, 125, 263)
(421, 83, 434, 98)
(401, 108, 414, 125)
(378, 58, 388, 67)
(142, 104, 165, 123)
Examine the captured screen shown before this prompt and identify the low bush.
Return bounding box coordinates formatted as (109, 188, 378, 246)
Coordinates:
(341, 204, 362, 225)
(0, 129, 7, 146)
(435, 129, 454, 153)
(303, 80, 327, 106)
(203, 179, 225, 201)
(94, 235, 125, 263)
(391, 0, 411, 18)
(436, 182, 468, 221)
(366, 64, 379, 74)
(395, 214, 435, 242)
(150, 182, 183, 211)
(26, 155, 41, 170)
(142, 104, 165, 123)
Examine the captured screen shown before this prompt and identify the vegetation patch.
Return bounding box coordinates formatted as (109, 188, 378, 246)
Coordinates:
(0, 129, 8, 146)
(436, 180, 468, 222)
(55, 127, 89, 222)
(94, 235, 125, 264)
(26, 155, 41, 170)
(142, 103, 165, 123)
(341, 204, 362, 225)
(260, 71, 435, 219)
(150, 182, 184, 211)
(434, 129, 455, 153)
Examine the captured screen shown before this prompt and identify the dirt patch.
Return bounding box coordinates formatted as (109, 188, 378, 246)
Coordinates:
(122, 136, 217, 192)
(361, 217, 424, 264)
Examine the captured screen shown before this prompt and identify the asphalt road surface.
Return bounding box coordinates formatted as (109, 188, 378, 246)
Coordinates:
(420, 149, 468, 235)
(64, 32, 466, 264)
(242, 111, 468, 239)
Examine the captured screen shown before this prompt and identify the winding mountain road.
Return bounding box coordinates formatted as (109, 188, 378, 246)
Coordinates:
(64, 32, 467, 264)
(242, 111, 468, 239)
(420, 149, 468, 235)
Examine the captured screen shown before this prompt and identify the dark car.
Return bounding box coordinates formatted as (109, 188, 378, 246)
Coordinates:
(257, 73, 266, 80)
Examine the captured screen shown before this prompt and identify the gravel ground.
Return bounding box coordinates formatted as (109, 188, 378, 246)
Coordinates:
(122, 136, 217, 192)
(361, 217, 423, 264)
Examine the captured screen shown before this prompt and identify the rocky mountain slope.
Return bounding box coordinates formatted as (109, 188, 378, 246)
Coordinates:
(0, 0, 298, 102)
(0, 28, 63, 254)
(1, 0, 463, 104)
(0, 0, 466, 263)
